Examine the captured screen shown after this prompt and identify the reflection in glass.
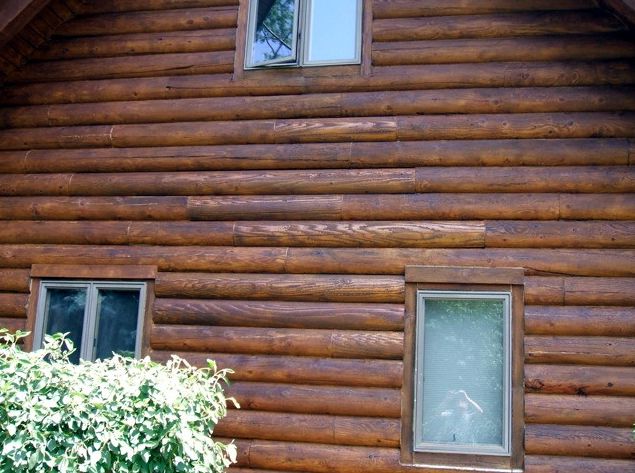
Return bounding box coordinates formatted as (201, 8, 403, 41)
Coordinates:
(251, 0, 297, 65)
(44, 288, 87, 364)
(420, 298, 505, 449)
(307, 0, 359, 63)
(93, 289, 140, 360)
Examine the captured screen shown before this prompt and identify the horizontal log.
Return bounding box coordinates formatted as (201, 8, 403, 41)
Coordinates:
(525, 277, 565, 305)
(0, 196, 189, 220)
(227, 382, 401, 417)
(560, 194, 635, 220)
(373, 11, 624, 42)
(78, 0, 239, 14)
(0, 139, 628, 174)
(150, 350, 403, 387)
(486, 221, 635, 248)
(3, 113, 633, 150)
(525, 305, 635, 336)
(151, 324, 404, 359)
(0, 220, 482, 248)
(0, 317, 26, 333)
(2, 246, 633, 277)
(8, 51, 234, 83)
(526, 424, 635, 459)
(525, 364, 635, 396)
(526, 336, 635, 366)
(3, 87, 635, 128)
(32, 29, 235, 60)
(155, 273, 405, 303)
(0, 169, 416, 196)
(216, 410, 400, 447)
(525, 455, 635, 473)
(565, 277, 635, 305)
(372, 0, 596, 18)
(525, 394, 635, 427)
(373, 35, 635, 66)
(0, 293, 27, 318)
(2, 61, 634, 106)
(56, 6, 237, 36)
(416, 166, 635, 193)
(153, 299, 404, 331)
(0, 269, 30, 292)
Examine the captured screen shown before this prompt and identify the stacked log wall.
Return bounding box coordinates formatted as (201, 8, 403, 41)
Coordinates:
(0, 0, 634, 471)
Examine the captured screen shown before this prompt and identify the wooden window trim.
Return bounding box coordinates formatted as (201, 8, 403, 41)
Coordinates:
(233, 0, 373, 80)
(401, 266, 525, 471)
(25, 264, 157, 358)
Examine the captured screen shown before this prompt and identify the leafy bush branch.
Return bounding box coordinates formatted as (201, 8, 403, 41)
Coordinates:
(0, 329, 237, 472)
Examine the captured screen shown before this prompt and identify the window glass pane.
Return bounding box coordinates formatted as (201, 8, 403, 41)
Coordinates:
(306, 0, 358, 63)
(43, 288, 86, 364)
(93, 289, 140, 360)
(420, 298, 505, 449)
(251, 0, 297, 64)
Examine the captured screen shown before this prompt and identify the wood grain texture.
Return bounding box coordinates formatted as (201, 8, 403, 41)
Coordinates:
(77, 0, 239, 14)
(525, 305, 635, 336)
(150, 350, 403, 388)
(526, 424, 635, 459)
(526, 394, 635, 427)
(0, 293, 28, 318)
(525, 364, 635, 396)
(227, 382, 401, 417)
(525, 336, 635, 366)
(0, 269, 30, 292)
(153, 299, 404, 331)
(216, 410, 400, 447)
(525, 455, 635, 473)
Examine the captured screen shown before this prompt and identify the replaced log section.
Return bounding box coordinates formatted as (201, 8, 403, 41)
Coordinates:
(416, 167, 635, 193)
(216, 410, 400, 447)
(485, 221, 635, 248)
(154, 273, 405, 303)
(525, 277, 635, 306)
(1, 139, 629, 174)
(0, 293, 27, 318)
(150, 350, 403, 388)
(372, 0, 596, 18)
(525, 336, 635, 366)
(525, 364, 635, 396)
(55, 6, 237, 36)
(0, 269, 30, 292)
(525, 306, 635, 336)
(0, 220, 483, 248)
(153, 299, 404, 331)
(525, 455, 635, 473)
(227, 382, 401, 417)
(526, 424, 635, 459)
(525, 394, 635, 427)
(8, 51, 234, 83)
(0, 196, 189, 221)
(151, 324, 404, 359)
(372, 11, 624, 42)
(373, 35, 635, 66)
(4, 87, 635, 128)
(31, 29, 236, 60)
(3, 61, 634, 106)
(0, 169, 417, 196)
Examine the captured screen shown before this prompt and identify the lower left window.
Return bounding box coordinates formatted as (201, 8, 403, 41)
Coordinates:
(33, 281, 147, 363)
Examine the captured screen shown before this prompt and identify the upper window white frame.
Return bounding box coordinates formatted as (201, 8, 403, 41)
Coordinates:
(32, 280, 147, 362)
(245, 0, 363, 69)
(414, 291, 512, 457)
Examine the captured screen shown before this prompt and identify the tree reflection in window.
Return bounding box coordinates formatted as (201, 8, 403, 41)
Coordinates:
(252, 0, 296, 64)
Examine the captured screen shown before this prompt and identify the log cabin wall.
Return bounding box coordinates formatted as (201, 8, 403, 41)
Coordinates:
(0, 0, 634, 471)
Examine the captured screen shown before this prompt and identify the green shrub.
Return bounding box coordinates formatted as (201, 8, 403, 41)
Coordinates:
(0, 329, 237, 473)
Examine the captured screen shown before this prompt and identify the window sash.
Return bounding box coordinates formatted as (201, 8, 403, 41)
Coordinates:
(34, 281, 146, 361)
(413, 291, 512, 456)
(246, 0, 300, 67)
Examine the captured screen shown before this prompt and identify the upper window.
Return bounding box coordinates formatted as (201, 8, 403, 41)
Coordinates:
(33, 281, 146, 363)
(245, 0, 362, 68)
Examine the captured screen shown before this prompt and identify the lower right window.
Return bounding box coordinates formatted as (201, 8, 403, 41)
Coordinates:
(402, 267, 524, 471)
(415, 291, 511, 455)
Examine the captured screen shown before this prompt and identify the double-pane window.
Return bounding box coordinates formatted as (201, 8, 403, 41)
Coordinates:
(246, 0, 362, 68)
(33, 281, 146, 363)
